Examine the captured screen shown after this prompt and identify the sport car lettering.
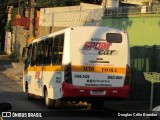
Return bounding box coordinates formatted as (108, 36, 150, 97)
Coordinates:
(83, 42, 112, 50)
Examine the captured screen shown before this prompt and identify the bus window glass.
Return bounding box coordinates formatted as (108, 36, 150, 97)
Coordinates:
(31, 43, 37, 66)
(106, 33, 122, 43)
(36, 41, 44, 66)
(27, 44, 32, 64)
(24, 44, 32, 70)
(43, 38, 53, 66)
(52, 34, 64, 65)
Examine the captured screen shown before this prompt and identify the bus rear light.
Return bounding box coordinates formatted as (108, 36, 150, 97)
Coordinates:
(64, 63, 72, 84)
(124, 64, 131, 85)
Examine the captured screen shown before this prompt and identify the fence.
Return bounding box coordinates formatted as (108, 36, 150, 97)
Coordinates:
(105, 4, 160, 16)
(130, 46, 160, 104)
(39, 8, 104, 27)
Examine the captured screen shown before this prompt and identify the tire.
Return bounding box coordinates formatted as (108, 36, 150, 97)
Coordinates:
(44, 90, 55, 109)
(26, 83, 34, 100)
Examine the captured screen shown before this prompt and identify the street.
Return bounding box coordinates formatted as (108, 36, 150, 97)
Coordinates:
(0, 0, 160, 119)
(0, 73, 150, 120)
(0, 57, 149, 120)
(0, 73, 22, 93)
(0, 73, 121, 120)
(0, 73, 124, 120)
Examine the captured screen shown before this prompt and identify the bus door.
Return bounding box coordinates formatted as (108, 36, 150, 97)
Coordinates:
(23, 44, 32, 93)
(29, 42, 40, 95)
(34, 41, 44, 96)
(52, 34, 64, 88)
(42, 36, 64, 99)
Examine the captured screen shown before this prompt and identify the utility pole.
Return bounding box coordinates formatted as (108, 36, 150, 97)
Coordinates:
(18, 0, 20, 15)
(27, 0, 36, 44)
(4, 6, 12, 55)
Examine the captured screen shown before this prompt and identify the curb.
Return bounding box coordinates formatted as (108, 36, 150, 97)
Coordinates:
(11, 62, 16, 68)
(1, 62, 16, 70)
(0, 63, 7, 70)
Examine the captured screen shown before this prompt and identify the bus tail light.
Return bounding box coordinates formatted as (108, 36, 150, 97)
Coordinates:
(64, 63, 72, 84)
(124, 64, 131, 85)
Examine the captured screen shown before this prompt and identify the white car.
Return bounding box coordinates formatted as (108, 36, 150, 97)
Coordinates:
(149, 105, 160, 120)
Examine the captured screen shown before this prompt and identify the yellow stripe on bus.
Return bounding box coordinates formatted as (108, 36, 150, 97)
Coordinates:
(27, 65, 126, 74)
(43, 66, 62, 71)
(27, 66, 42, 71)
(27, 66, 62, 71)
(72, 66, 126, 74)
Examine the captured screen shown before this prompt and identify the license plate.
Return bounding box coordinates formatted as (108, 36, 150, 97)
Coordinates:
(90, 90, 106, 95)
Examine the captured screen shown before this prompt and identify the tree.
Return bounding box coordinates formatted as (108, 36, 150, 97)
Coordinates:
(36, 0, 80, 7)
(0, 0, 8, 52)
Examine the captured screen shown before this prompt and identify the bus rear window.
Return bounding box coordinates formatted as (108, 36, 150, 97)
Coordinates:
(106, 33, 122, 43)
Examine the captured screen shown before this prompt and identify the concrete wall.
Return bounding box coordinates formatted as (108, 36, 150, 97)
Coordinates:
(12, 26, 28, 55)
(106, 0, 120, 8)
(39, 3, 103, 27)
(121, 0, 143, 5)
(102, 14, 160, 46)
(37, 26, 67, 37)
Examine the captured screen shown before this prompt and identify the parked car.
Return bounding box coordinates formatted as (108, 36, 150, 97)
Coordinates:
(149, 105, 160, 120)
(0, 102, 12, 120)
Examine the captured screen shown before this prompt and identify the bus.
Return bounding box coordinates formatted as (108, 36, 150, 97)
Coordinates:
(22, 26, 131, 109)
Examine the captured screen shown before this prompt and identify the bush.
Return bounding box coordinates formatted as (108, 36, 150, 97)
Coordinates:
(9, 51, 21, 62)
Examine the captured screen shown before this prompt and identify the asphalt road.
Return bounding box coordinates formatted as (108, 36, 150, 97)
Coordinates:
(0, 74, 122, 120)
(0, 56, 150, 120)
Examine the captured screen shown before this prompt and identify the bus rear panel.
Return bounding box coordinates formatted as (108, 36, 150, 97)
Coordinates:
(62, 27, 130, 100)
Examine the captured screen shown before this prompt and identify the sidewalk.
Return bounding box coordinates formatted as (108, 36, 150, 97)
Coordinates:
(0, 55, 23, 86)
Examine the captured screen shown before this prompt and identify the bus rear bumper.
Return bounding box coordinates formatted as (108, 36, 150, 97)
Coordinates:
(62, 82, 130, 99)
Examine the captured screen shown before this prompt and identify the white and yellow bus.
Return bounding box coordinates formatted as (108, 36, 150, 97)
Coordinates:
(22, 26, 131, 108)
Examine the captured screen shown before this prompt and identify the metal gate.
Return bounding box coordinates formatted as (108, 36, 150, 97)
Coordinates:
(130, 45, 160, 104)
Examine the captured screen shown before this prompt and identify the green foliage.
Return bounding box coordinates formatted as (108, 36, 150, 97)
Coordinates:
(142, 0, 160, 5)
(8, 0, 25, 7)
(36, 0, 80, 7)
(9, 51, 22, 62)
(6, 21, 12, 32)
(11, 8, 18, 20)
(8, 0, 80, 8)
(0, 0, 8, 52)
(0, 51, 6, 55)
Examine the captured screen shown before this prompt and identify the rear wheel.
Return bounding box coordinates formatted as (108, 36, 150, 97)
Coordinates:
(25, 83, 34, 100)
(44, 90, 55, 109)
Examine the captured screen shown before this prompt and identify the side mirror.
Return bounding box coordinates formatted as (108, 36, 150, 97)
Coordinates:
(0, 102, 12, 111)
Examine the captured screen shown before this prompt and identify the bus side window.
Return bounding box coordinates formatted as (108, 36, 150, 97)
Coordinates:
(36, 41, 44, 66)
(52, 34, 64, 65)
(31, 43, 37, 66)
(24, 44, 32, 70)
(27, 44, 32, 65)
(43, 38, 53, 66)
